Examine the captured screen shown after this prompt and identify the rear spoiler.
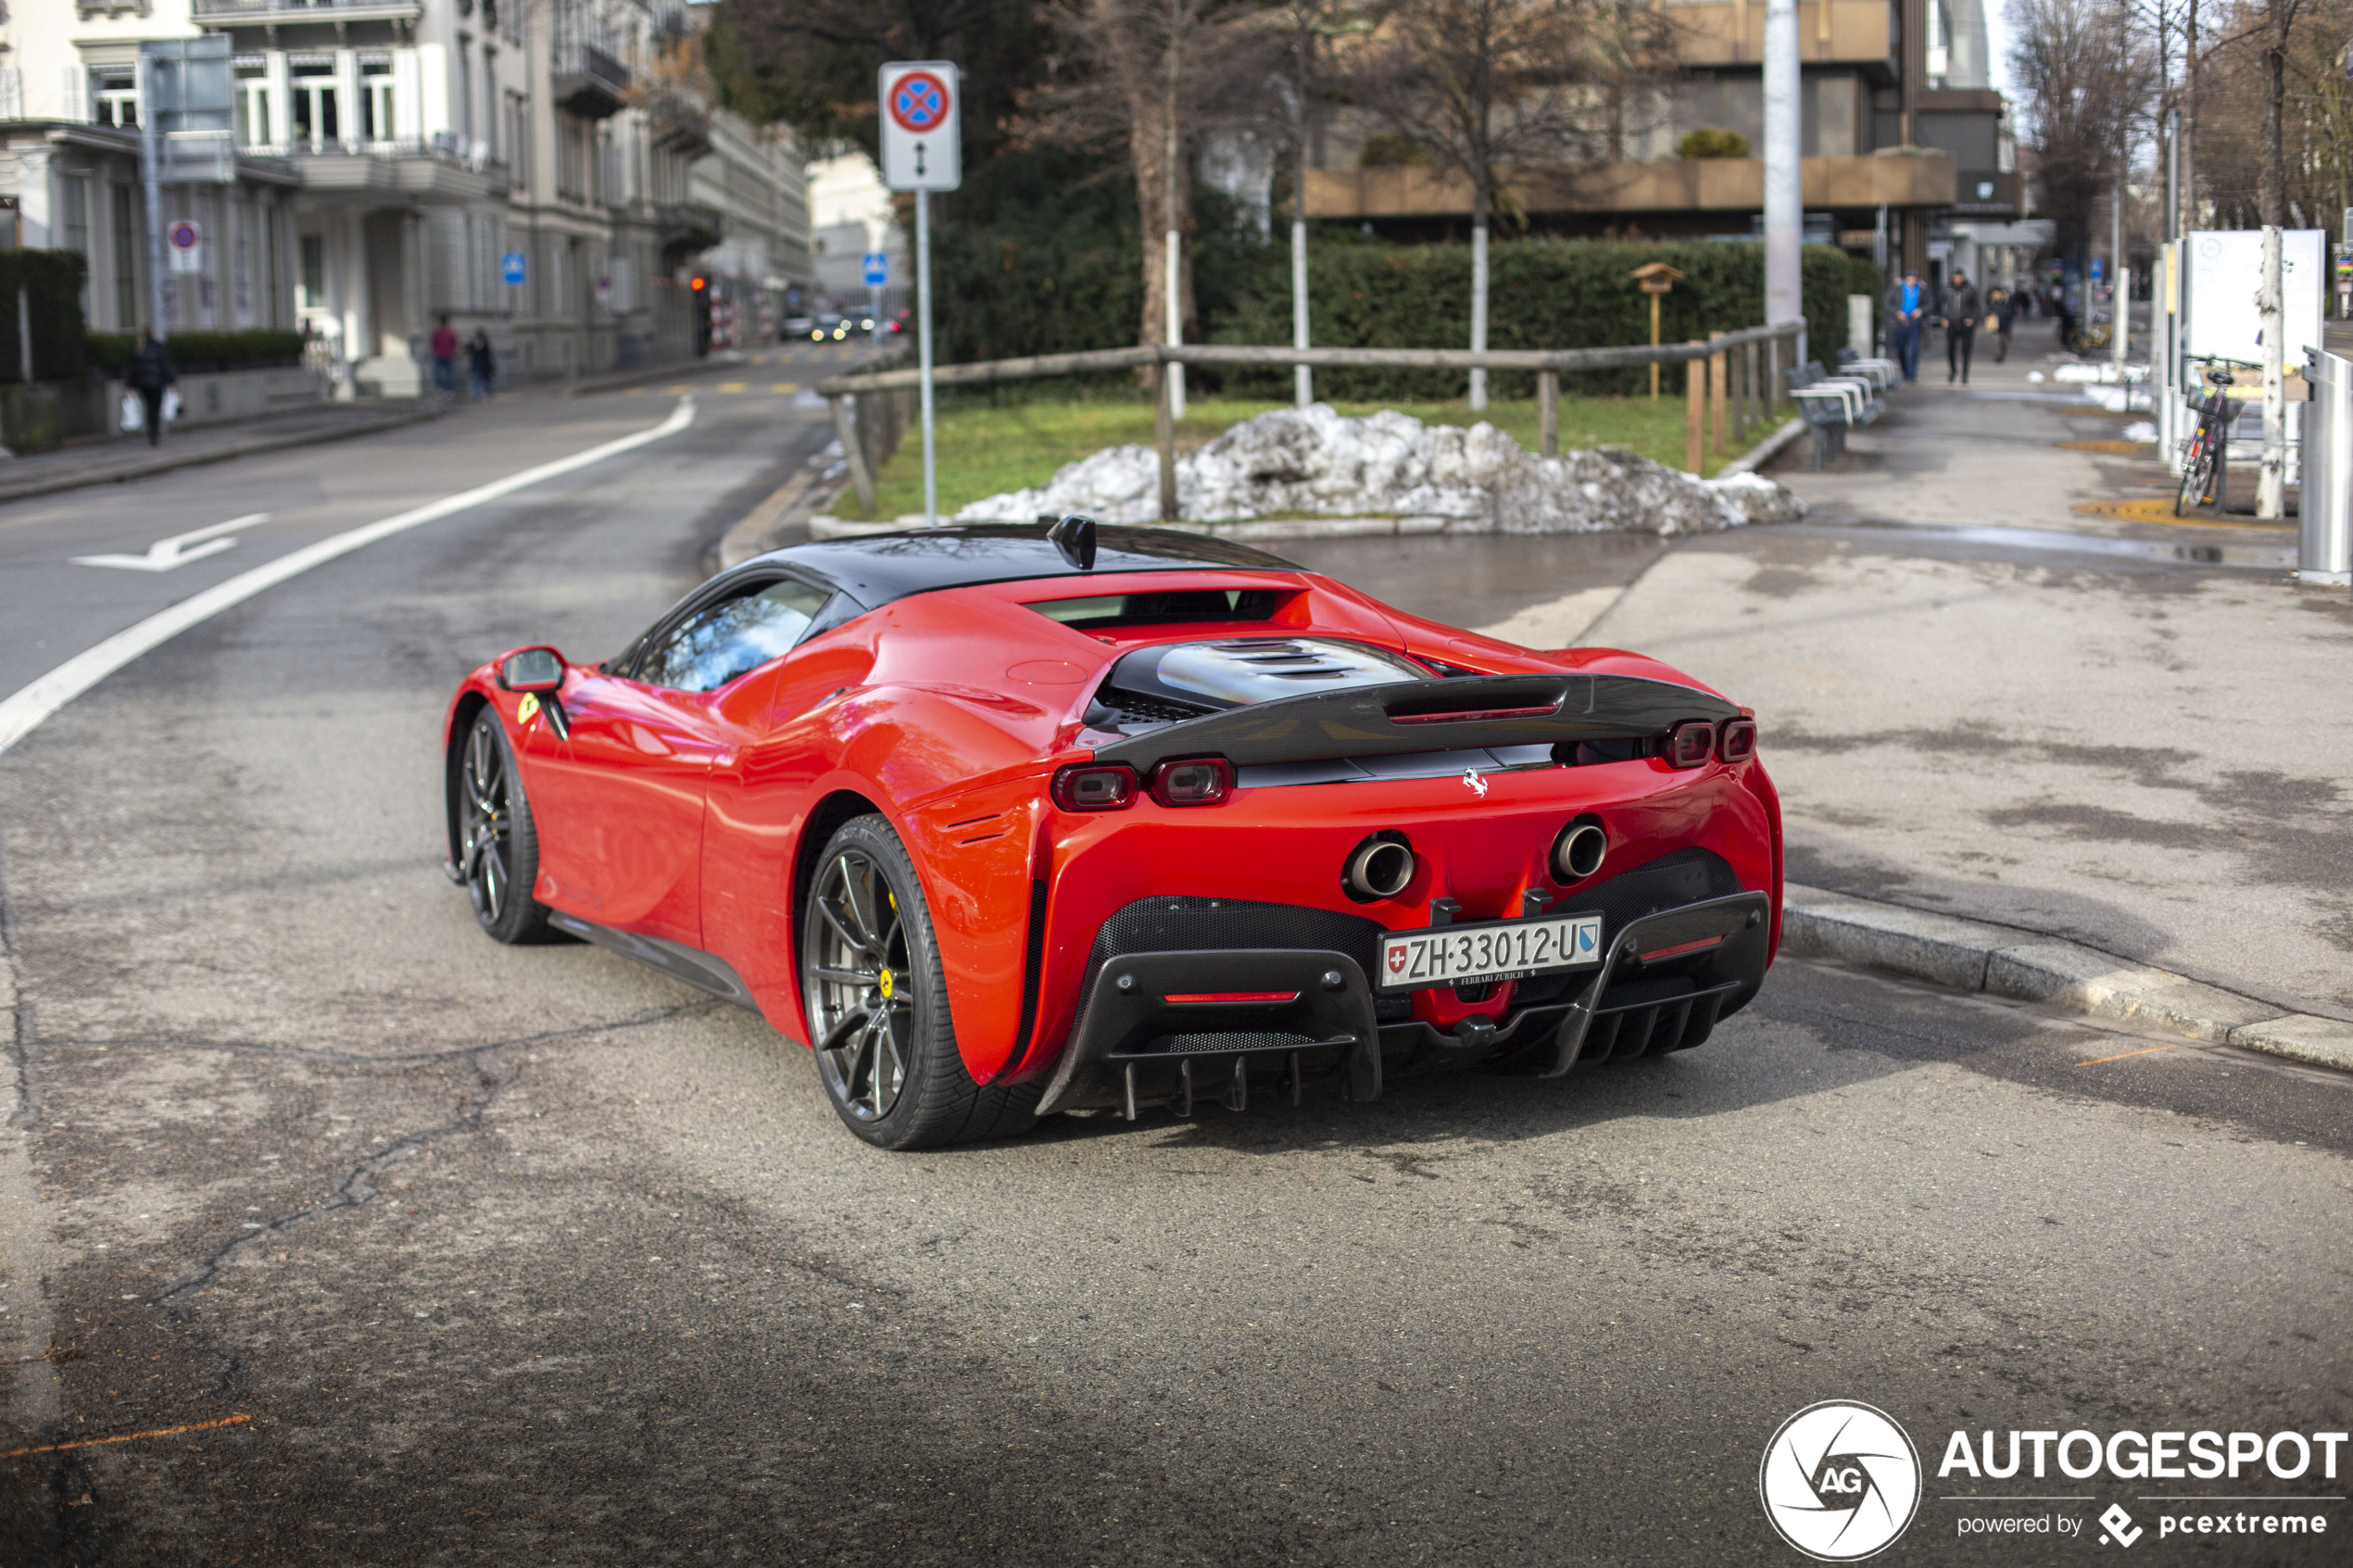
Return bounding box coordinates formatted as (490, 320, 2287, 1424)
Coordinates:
(1092, 672, 1738, 772)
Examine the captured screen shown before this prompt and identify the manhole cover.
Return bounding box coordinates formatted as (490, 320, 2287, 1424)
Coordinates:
(2059, 440, 2157, 455)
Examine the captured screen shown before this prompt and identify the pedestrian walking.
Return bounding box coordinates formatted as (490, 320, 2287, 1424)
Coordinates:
(467, 330, 497, 401)
(430, 314, 459, 395)
(1986, 285, 2015, 363)
(124, 326, 175, 448)
(1940, 270, 1981, 383)
(1881, 270, 1926, 383)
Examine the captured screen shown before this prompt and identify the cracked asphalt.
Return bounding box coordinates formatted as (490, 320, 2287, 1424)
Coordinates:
(2, 386, 2349, 1565)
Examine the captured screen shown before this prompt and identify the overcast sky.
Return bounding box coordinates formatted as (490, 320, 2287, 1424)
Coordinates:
(1986, 5, 2014, 94)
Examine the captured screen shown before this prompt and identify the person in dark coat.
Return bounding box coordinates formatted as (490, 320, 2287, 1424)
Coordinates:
(1986, 286, 2015, 362)
(1940, 270, 1982, 383)
(1883, 270, 1927, 382)
(124, 327, 175, 447)
(466, 330, 496, 400)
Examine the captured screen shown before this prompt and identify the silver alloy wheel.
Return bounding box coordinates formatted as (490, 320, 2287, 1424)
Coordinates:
(806, 847, 913, 1122)
(460, 716, 510, 926)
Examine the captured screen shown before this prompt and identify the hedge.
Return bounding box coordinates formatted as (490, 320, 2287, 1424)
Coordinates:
(929, 159, 1879, 403)
(88, 329, 308, 377)
(0, 251, 91, 383)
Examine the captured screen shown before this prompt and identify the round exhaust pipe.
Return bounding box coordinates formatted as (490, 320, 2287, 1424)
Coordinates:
(1554, 821, 1607, 883)
(1343, 837, 1416, 901)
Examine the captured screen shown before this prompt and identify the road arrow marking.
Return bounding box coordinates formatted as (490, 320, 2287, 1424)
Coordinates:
(72, 513, 268, 572)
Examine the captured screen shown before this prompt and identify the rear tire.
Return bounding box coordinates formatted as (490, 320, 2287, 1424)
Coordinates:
(2175, 438, 2210, 516)
(452, 707, 552, 945)
(800, 814, 1040, 1149)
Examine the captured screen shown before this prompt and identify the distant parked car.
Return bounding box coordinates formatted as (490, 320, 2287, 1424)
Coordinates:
(782, 315, 813, 338)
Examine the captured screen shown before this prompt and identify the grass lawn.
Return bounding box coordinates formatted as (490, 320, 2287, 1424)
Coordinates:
(840, 395, 1795, 521)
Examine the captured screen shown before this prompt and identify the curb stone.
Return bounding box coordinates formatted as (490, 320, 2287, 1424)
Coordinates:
(1780, 884, 2353, 1073)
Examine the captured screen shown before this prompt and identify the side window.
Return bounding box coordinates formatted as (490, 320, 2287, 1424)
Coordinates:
(634, 579, 832, 693)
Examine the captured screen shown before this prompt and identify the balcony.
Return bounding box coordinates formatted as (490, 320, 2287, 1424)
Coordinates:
(552, 43, 630, 119)
(193, 0, 423, 19)
(245, 133, 509, 197)
(1305, 150, 1958, 220)
(1664, 0, 1894, 73)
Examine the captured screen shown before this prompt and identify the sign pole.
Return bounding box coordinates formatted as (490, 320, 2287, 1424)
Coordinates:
(139, 53, 166, 336)
(916, 194, 937, 528)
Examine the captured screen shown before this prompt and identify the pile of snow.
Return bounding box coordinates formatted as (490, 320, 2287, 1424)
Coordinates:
(952, 404, 1802, 535)
(2121, 420, 2158, 443)
(2051, 360, 2148, 384)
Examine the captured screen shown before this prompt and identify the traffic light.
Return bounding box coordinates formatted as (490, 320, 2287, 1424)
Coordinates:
(690, 274, 711, 356)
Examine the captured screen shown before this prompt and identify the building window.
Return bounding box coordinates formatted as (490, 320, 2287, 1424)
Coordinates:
(300, 233, 326, 311)
(233, 59, 271, 147)
(292, 63, 340, 147)
(111, 183, 138, 331)
(557, 113, 589, 202)
(482, 50, 499, 158)
(361, 58, 396, 142)
(94, 70, 139, 129)
(507, 92, 531, 190)
(267, 205, 285, 328)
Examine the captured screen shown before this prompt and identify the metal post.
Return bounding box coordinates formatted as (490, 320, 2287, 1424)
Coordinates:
(16, 288, 30, 384)
(1539, 370, 1558, 457)
(1468, 221, 1489, 411)
(1762, 0, 1803, 333)
(1710, 332, 1727, 455)
(1291, 217, 1312, 408)
(916, 192, 937, 528)
(1164, 229, 1186, 420)
(1156, 347, 1179, 521)
(831, 395, 876, 517)
(139, 51, 166, 337)
(1685, 346, 1705, 474)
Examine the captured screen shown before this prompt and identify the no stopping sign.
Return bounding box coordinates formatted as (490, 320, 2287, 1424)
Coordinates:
(877, 61, 961, 192)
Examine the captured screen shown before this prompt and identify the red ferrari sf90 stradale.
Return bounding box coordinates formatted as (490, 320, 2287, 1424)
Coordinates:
(443, 519, 1781, 1148)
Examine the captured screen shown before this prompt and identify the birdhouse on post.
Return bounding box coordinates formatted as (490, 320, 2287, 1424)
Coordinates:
(1629, 262, 1685, 398)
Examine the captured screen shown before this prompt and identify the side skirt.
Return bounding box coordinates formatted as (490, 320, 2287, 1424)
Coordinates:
(546, 911, 761, 1012)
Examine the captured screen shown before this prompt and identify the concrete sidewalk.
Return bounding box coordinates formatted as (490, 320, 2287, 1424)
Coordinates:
(0, 401, 443, 506)
(1466, 350, 2353, 1047)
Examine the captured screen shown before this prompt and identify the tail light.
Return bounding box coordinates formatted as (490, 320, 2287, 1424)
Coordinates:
(1149, 757, 1233, 807)
(1665, 720, 1718, 769)
(1051, 763, 1139, 811)
(1718, 718, 1757, 763)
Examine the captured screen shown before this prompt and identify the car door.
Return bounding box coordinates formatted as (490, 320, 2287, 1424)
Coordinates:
(524, 574, 832, 946)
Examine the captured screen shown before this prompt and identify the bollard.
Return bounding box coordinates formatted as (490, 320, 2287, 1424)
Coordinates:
(1685, 345, 1705, 474)
(2300, 347, 2353, 584)
(1156, 357, 1179, 522)
(1709, 332, 1728, 455)
(1539, 370, 1559, 458)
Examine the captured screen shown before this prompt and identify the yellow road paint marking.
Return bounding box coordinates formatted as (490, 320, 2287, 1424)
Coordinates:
(2070, 498, 2291, 528)
(772, 382, 799, 393)
(2076, 1044, 2181, 1067)
(665, 384, 690, 394)
(2059, 439, 2156, 456)
(719, 382, 748, 393)
(1, 1414, 254, 1461)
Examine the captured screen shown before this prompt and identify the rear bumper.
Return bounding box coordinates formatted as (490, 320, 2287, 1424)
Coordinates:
(1033, 890, 1770, 1119)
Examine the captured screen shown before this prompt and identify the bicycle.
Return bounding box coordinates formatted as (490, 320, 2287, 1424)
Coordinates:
(2175, 364, 2241, 516)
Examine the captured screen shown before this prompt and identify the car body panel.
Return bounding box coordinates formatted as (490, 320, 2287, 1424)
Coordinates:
(442, 523, 1783, 1102)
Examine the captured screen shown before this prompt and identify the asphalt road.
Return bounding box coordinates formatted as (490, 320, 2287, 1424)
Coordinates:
(1, 383, 2347, 1566)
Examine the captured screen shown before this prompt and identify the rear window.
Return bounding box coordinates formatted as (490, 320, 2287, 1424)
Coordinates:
(1025, 587, 1289, 630)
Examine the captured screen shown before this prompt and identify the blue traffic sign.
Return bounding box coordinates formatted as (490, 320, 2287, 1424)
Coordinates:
(862, 253, 888, 288)
(501, 251, 527, 286)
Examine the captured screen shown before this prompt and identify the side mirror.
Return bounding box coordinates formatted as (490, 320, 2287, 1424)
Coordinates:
(497, 646, 566, 693)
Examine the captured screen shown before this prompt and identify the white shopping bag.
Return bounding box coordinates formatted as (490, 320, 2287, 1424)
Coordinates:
(161, 388, 183, 424)
(120, 390, 143, 432)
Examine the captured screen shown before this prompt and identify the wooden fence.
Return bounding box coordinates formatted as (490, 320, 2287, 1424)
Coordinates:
(814, 323, 1806, 521)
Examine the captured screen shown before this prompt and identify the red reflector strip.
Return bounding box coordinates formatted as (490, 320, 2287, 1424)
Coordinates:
(1162, 991, 1301, 1005)
(1639, 936, 1725, 961)
(1391, 705, 1560, 725)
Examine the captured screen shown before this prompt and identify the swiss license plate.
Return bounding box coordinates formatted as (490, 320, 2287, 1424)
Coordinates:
(1378, 913, 1604, 992)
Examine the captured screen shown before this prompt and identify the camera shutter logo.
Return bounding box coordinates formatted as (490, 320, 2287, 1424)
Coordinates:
(1759, 1400, 1921, 1561)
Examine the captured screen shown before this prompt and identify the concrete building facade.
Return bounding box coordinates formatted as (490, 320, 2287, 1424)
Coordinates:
(0, 0, 810, 391)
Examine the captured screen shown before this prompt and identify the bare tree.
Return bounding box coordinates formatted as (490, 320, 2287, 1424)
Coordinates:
(1356, 0, 1667, 408)
(1043, 0, 1279, 384)
(2007, 0, 2158, 270)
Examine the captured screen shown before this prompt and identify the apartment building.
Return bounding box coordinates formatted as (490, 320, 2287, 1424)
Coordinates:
(0, 0, 810, 391)
(1308, 0, 2016, 275)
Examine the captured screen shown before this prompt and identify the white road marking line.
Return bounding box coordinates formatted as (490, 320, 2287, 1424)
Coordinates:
(72, 512, 270, 572)
(0, 397, 696, 759)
